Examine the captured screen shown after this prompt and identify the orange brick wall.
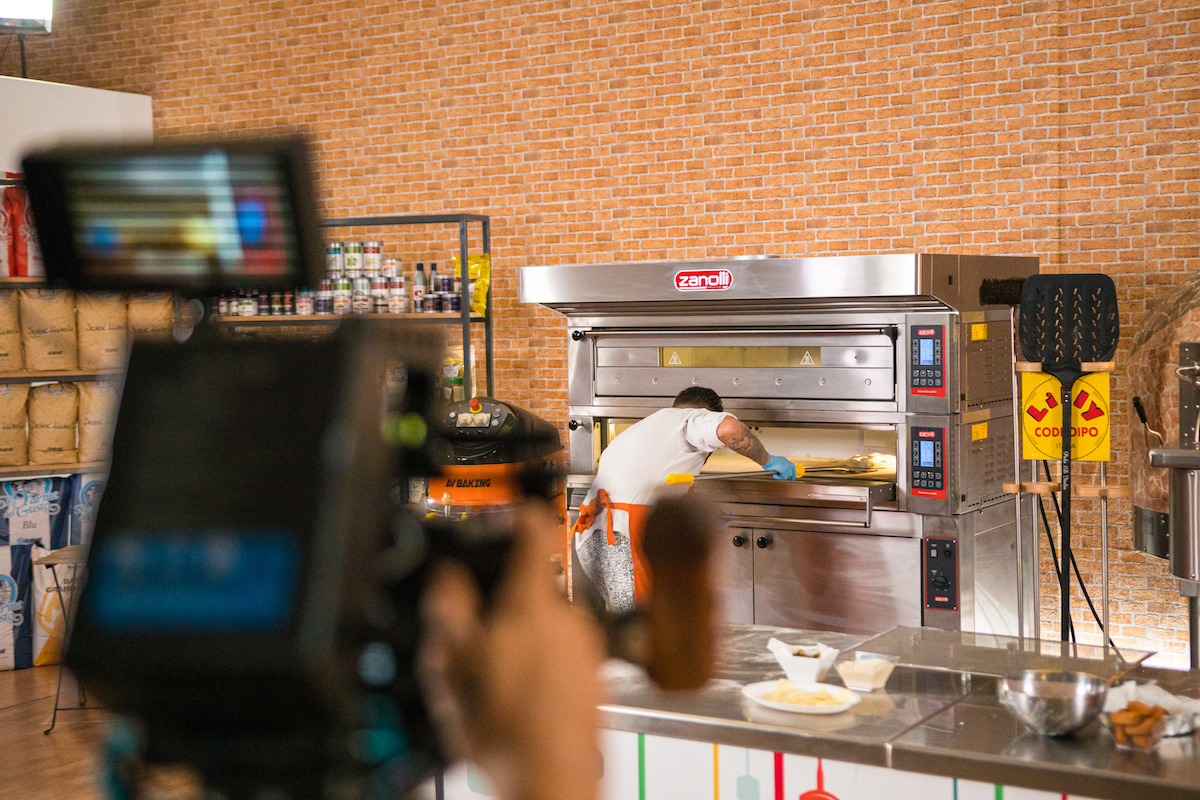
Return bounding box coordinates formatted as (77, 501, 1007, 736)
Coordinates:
(4, 0, 1198, 664)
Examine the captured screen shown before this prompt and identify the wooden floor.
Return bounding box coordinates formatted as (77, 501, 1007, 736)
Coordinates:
(0, 665, 112, 800)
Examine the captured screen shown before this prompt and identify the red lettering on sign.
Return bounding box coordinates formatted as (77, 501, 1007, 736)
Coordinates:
(1044, 392, 1058, 409)
(917, 328, 935, 336)
(918, 430, 936, 438)
(1082, 401, 1104, 421)
(1026, 405, 1048, 422)
(674, 269, 733, 291)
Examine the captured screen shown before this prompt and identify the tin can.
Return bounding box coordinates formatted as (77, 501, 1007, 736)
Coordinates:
(412, 285, 425, 313)
(239, 293, 257, 317)
(388, 277, 406, 313)
(438, 275, 452, 294)
(282, 291, 295, 315)
(343, 242, 364, 278)
(333, 276, 352, 315)
(326, 242, 344, 277)
(382, 257, 399, 278)
(363, 241, 383, 278)
(316, 279, 333, 314)
(448, 292, 461, 312)
(296, 289, 315, 316)
(217, 296, 229, 316)
(270, 292, 284, 316)
(427, 293, 441, 313)
(258, 292, 271, 316)
(351, 276, 372, 314)
(371, 277, 389, 313)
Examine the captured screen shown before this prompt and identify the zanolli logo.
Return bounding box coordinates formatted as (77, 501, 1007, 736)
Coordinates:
(0, 574, 23, 626)
(918, 328, 936, 336)
(674, 269, 733, 291)
(918, 430, 937, 438)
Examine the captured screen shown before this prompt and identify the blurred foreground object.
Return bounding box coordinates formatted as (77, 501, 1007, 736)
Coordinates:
(419, 503, 604, 800)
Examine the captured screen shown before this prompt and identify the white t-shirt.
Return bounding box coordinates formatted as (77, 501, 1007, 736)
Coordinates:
(575, 406, 729, 548)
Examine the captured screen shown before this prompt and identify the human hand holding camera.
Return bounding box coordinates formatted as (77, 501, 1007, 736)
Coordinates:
(418, 504, 605, 800)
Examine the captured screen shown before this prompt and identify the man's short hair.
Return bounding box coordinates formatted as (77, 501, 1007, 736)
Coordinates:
(673, 386, 723, 412)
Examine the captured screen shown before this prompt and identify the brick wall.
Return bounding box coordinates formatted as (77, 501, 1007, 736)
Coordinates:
(4, 0, 1197, 664)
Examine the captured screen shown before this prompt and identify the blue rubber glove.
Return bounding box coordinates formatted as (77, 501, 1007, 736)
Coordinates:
(763, 455, 796, 481)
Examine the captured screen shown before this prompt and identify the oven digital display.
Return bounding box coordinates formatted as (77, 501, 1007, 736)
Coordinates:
(919, 338, 934, 366)
(920, 440, 935, 467)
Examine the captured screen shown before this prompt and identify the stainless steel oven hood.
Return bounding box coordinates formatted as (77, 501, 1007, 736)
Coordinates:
(519, 253, 1037, 313)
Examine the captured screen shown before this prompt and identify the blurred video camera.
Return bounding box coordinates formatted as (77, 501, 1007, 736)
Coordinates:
(22, 136, 560, 799)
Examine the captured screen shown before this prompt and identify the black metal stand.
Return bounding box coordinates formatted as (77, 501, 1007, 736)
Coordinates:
(43, 560, 88, 734)
(320, 214, 493, 397)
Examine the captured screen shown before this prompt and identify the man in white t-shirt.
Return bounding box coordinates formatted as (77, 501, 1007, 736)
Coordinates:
(571, 387, 795, 612)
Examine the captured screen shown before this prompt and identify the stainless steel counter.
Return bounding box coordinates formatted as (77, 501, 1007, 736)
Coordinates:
(599, 624, 1200, 800)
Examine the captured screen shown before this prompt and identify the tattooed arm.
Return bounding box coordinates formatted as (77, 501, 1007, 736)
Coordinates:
(716, 416, 770, 465)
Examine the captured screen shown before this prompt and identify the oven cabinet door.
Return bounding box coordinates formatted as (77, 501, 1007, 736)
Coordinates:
(714, 526, 755, 624)
(751, 528, 922, 635)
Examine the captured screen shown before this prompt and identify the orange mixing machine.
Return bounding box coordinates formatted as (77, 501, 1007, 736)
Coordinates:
(427, 396, 566, 527)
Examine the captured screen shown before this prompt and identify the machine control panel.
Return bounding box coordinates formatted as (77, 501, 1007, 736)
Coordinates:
(924, 538, 957, 611)
(909, 324, 945, 398)
(447, 399, 509, 435)
(909, 426, 946, 499)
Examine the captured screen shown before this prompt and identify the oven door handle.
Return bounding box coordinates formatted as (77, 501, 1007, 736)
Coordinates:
(722, 505, 874, 530)
(583, 326, 897, 338)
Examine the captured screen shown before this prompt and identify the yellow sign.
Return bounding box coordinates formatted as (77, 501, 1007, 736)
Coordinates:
(971, 422, 988, 441)
(1020, 372, 1111, 461)
(661, 347, 692, 367)
(971, 323, 988, 341)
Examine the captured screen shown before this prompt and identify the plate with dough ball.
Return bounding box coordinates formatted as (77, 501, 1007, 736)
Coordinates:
(742, 679, 862, 715)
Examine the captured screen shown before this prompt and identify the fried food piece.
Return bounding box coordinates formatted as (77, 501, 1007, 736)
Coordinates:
(1126, 716, 1158, 737)
(1110, 709, 1141, 725)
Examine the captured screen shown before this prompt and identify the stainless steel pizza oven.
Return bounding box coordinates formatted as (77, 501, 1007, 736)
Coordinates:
(520, 254, 1039, 636)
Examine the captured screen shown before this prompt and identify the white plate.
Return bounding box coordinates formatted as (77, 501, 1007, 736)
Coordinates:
(741, 680, 862, 715)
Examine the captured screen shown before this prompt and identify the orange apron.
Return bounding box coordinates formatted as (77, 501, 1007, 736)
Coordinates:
(571, 488, 654, 605)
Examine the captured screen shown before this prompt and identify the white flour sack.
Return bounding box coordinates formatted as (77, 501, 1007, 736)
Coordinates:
(30, 545, 76, 666)
(0, 543, 32, 671)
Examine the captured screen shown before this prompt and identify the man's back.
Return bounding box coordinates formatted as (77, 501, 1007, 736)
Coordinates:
(589, 406, 728, 505)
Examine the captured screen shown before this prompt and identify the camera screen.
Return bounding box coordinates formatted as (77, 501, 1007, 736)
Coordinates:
(65, 153, 296, 281)
(22, 137, 326, 291)
(86, 531, 301, 631)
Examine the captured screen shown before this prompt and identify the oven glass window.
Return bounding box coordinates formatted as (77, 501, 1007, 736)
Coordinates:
(920, 440, 935, 467)
(918, 338, 934, 366)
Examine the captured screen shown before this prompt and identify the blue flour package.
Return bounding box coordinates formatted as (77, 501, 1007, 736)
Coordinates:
(0, 478, 69, 549)
(0, 543, 33, 671)
(69, 472, 106, 546)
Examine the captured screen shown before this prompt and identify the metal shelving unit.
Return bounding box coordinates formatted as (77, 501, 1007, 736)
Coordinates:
(321, 214, 494, 397)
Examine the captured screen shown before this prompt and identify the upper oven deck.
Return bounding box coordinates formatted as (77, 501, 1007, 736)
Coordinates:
(521, 254, 1038, 419)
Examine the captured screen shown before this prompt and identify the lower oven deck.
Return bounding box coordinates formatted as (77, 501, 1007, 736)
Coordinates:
(710, 492, 1035, 637)
(567, 473, 1036, 637)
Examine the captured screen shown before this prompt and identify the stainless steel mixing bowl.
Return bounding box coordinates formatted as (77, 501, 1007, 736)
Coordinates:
(997, 669, 1108, 737)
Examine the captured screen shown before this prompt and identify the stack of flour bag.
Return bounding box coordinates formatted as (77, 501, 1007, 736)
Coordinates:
(0, 473, 105, 671)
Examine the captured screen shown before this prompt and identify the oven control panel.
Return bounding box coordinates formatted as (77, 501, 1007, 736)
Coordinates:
(909, 324, 945, 398)
(925, 538, 957, 611)
(910, 426, 946, 499)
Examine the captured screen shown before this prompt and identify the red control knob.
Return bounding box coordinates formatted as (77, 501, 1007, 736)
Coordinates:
(468, 398, 482, 413)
